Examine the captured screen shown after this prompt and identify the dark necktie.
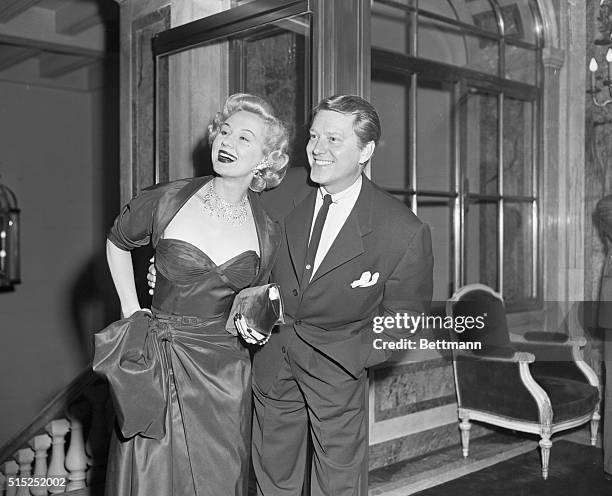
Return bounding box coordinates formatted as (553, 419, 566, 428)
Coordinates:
(301, 194, 333, 287)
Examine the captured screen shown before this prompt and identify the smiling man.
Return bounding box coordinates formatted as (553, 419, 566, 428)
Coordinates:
(252, 94, 434, 496)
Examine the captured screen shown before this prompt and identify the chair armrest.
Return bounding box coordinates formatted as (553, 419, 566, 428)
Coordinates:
(455, 349, 534, 364)
(512, 338, 600, 389)
(520, 331, 586, 348)
(513, 341, 575, 361)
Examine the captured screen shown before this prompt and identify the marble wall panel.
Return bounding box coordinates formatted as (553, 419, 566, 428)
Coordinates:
(373, 359, 455, 422)
(369, 420, 491, 470)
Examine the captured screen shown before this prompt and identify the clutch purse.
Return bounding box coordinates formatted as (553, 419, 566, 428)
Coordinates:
(226, 283, 285, 340)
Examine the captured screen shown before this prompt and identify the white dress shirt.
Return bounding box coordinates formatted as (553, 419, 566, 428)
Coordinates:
(308, 175, 362, 279)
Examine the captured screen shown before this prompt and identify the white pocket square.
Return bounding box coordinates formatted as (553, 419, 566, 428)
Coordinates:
(350, 271, 379, 288)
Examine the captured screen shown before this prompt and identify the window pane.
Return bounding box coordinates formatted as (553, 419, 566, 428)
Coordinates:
(167, 44, 225, 181)
(505, 44, 537, 84)
(503, 97, 533, 196)
(418, 197, 454, 301)
(465, 199, 498, 289)
(525, 0, 541, 44)
(503, 202, 534, 302)
(463, 89, 498, 195)
(418, 0, 455, 18)
(232, 18, 311, 167)
(470, 2, 501, 34)
(497, 0, 538, 44)
(420, 0, 499, 33)
(371, 74, 410, 189)
(417, 17, 498, 75)
(467, 36, 498, 75)
(371, 1, 411, 54)
(416, 79, 454, 191)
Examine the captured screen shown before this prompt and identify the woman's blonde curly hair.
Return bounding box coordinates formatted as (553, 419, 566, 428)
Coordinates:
(209, 93, 290, 192)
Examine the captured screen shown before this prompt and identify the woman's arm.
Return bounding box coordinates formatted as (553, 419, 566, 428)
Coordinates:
(106, 239, 143, 318)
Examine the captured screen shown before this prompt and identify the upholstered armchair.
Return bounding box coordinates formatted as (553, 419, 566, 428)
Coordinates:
(445, 284, 600, 479)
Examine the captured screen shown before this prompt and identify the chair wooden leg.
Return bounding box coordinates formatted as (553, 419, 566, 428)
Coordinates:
(539, 436, 552, 480)
(590, 411, 600, 446)
(459, 416, 471, 458)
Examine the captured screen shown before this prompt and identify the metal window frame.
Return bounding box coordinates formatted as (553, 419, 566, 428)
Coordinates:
(371, 0, 544, 309)
(152, 0, 309, 57)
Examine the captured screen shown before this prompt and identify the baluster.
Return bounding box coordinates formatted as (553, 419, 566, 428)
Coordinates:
(29, 434, 52, 496)
(14, 448, 34, 496)
(3, 460, 18, 496)
(84, 382, 109, 486)
(64, 406, 88, 492)
(45, 419, 69, 494)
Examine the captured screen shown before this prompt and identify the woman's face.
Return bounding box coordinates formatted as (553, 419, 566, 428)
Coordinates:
(211, 110, 267, 180)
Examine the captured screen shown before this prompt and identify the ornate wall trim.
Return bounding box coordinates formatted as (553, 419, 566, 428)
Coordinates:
(537, 0, 586, 319)
(130, 6, 170, 196)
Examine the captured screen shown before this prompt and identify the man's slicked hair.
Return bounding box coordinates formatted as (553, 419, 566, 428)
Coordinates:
(313, 94, 381, 148)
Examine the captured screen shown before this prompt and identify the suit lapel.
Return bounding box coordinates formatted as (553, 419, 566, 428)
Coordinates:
(285, 190, 317, 281)
(308, 175, 374, 285)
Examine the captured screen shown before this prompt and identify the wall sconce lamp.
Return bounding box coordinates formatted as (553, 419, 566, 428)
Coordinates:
(0, 179, 20, 291)
(588, 0, 612, 107)
(588, 49, 612, 107)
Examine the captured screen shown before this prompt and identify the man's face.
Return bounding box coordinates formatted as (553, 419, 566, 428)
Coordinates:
(306, 110, 373, 194)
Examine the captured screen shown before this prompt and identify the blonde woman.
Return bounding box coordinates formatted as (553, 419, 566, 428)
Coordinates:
(95, 94, 289, 496)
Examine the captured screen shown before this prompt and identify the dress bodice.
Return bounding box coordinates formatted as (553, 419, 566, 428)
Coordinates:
(152, 238, 259, 319)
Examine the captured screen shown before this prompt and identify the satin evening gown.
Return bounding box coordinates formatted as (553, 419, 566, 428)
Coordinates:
(101, 238, 259, 496)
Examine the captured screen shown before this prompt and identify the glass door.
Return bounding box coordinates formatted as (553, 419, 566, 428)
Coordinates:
(153, 0, 312, 182)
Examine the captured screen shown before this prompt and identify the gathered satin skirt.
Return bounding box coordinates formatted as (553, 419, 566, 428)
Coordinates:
(96, 311, 251, 496)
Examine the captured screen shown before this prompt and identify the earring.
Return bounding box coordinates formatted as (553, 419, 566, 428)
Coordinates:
(253, 158, 270, 174)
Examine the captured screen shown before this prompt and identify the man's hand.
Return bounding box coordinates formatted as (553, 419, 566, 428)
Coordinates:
(147, 256, 156, 295)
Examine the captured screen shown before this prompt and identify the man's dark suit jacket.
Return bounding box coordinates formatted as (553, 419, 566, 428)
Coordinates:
(254, 167, 434, 391)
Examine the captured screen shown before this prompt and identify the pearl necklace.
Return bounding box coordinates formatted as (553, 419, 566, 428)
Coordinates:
(196, 180, 248, 226)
